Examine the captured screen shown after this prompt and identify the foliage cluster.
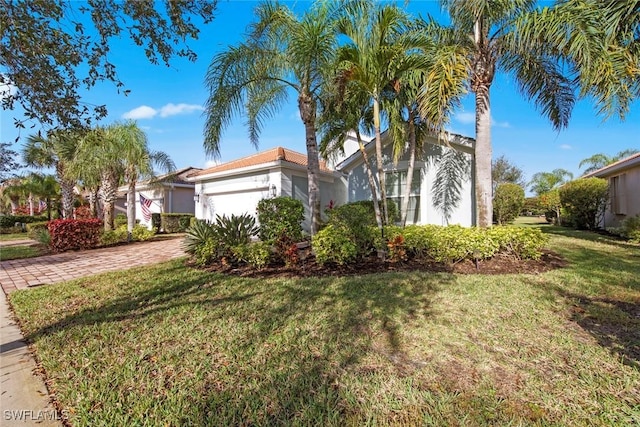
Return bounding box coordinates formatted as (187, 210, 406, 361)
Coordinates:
(609, 214, 640, 243)
(256, 197, 304, 243)
(312, 224, 548, 266)
(100, 225, 156, 246)
(48, 219, 103, 252)
(26, 221, 49, 239)
(160, 213, 194, 233)
(0, 214, 48, 228)
(493, 183, 525, 225)
(559, 178, 608, 230)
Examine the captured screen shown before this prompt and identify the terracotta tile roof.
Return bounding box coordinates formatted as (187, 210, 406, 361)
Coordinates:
(190, 147, 332, 177)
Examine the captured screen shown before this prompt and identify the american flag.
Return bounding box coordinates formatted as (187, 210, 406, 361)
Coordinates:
(140, 194, 153, 222)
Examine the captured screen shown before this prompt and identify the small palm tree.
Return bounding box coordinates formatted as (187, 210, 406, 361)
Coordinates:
(579, 149, 640, 175)
(204, 1, 337, 235)
(529, 168, 573, 197)
(23, 129, 80, 219)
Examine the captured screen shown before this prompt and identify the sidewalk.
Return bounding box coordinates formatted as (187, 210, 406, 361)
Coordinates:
(0, 236, 186, 425)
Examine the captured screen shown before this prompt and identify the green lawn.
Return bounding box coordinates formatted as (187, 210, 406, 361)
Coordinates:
(0, 244, 46, 261)
(0, 232, 29, 241)
(9, 226, 640, 426)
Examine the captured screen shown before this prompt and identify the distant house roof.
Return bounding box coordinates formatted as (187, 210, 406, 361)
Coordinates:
(189, 147, 332, 179)
(583, 152, 640, 178)
(118, 166, 202, 193)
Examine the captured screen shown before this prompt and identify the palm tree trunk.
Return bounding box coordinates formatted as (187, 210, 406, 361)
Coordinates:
(60, 178, 75, 219)
(474, 84, 492, 227)
(127, 177, 136, 235)
(299, 91, 321, 236)
(373, 94, 388, 225)
(9, 197, 19, 214)
(356, 130, 383, 231)
(28, 193, 34, 216)
(88, 188, 99, 218)
(100, 169, 118, 231)
(401, 113, 417, 227)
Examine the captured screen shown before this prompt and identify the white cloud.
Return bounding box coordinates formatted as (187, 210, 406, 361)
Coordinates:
(454, 112, 475, 124)
(491, 118, 510, 128)
(159, 103, 203, 118)
(0, 74, 17, 101)
(560, 144, 572, 150)
(122, 105, 157, 120)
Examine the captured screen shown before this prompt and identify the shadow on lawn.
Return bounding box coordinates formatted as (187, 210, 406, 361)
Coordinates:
(23, 262, 454, 424)
(541, 225, 640, 251)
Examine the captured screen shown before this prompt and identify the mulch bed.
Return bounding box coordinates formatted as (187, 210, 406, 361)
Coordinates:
(198, 249, 567, 279)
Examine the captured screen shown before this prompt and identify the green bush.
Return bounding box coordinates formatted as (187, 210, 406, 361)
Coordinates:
(619, 214, 640, 243)
(560, 178, 608, 230)
(0, 226, 25, 234)
(151, 213, 161, 233)
(114, 213, 128, 228)
(487, 227, 549, 260)
(312, 224, 358, 266)
(161, 213, 194, 233)
(0, 214, 48, 228)
(326, 202, 379, 256)
(193, 238, 219, 267)
(232, 241, 272, 268)
(100, 226, 129, 246)
(214, 214, 258, 249)
(131, 225, 155, 241)
(493, 183, 525, 225)
(332, 199, 399, 225)
(183, 219, 217, 255)
(26, 221, 49, 240)
(256, 197, 304, 243)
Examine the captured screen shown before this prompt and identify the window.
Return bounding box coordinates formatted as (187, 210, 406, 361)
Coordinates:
(385, 170, 421, 223)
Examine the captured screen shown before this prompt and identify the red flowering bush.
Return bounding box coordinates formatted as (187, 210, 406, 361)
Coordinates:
(48, 219, 103, 252)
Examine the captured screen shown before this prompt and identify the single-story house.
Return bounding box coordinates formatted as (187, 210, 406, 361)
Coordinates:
(117, 166, 201, 227)
(188, 131, 476, 230)
(584, 152, 640, 228)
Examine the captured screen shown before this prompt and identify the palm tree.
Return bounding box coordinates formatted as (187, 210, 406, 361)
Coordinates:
(204, 1, 336, 236)
(579, 149, 640, 175)
(434, 0, 576, 227)
(334, 0, 425, 225)
(112, 121, 175, 234)
(0, 177, 28, 214)
(23, 129, 80, 219)
(529, 168, 573, 196)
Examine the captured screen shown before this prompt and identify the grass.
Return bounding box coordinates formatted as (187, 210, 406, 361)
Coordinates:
(9, 224, 640, 426)
(0, 244, 46, 261)
(0, 232, 30, 241)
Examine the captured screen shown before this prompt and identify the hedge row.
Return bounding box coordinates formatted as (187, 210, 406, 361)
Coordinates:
(312, 224, 549, 266)
(0, 214, 48, 228)
(160, 213, 194, 233)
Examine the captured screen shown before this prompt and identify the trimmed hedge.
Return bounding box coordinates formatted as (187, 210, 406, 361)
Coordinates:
(493, 183, 525, 225)
(161, 213, 194, 233)
(560, 178, 608, 230)
(0, 214, 48, 228)
(256, 197, 304, 243)
(312, 224, 549, 266)
(48, 219, 103, 252)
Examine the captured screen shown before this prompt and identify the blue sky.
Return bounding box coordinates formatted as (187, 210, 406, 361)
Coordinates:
(2, 0, 639, 192)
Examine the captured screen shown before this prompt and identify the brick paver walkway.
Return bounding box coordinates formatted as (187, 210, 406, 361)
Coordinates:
(0, 237, 185, 294)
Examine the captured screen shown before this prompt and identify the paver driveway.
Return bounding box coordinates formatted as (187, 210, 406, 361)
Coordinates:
(0, 237, 185, 294)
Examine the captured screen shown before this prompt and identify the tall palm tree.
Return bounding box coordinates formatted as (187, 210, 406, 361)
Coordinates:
(23, 129, 80, 219)
(434, 0, 576, 227)
(112, 121, 175, 234)
(204, 1, 336, 235)
(579, 149, 640, 175)
(334, 0, 425, 225)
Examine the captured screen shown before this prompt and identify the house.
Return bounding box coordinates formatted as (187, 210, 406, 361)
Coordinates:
(187, 132, 476, 230)
(117, 166, 201, 227)
(583, 152, 640, 228)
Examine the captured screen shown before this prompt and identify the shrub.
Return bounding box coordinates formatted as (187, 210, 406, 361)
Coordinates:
(193, 238, 219, 267)
(161, 213, 194, 233)
(560, 178, 608, 229)
(0, 226, 24, 234)
(312, 224, 358, 266)
(619, 214, 640, 243)
(214, 214, 259, 249)
(232, 241, 272, 268)
(256, 197, 304, 243)
(335, 199, 399, 225)
(151, 213, 161, 233)
(183, 219, 217, 255)
(326, 202, 378, 256)
(114, 213, 128, 228)
(26, 221, 49, 239)
(131, 225, 155, 241)
(0, 214, 48, 228)
(539, 189, 562, 224)
(100, 227, 129, 246)
(487, 227, 549, 260)
(48, 219, 103, 252)
(493, 183, 525, 225)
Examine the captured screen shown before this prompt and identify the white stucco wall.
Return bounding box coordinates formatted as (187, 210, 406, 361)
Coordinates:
(341, 140, 475, 226)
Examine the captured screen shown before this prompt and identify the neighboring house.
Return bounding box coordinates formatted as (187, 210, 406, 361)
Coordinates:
(117, 166, 202, 227)
(188, 132, 476, 230)
(584, 152, 640, 228)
